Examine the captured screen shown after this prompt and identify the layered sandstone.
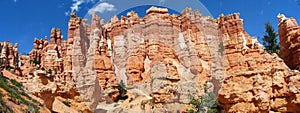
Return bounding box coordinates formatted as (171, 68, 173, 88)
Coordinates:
(79, 7, 223, 112)
(0, 41, 19, 67)
(28, 28, 66, 74)
(278, 14, 300, 70)
(0, 41, 22, 76)
(9, 6, 300, 113)
(217, 13, 300, 112)
(21, 15, 89, 111)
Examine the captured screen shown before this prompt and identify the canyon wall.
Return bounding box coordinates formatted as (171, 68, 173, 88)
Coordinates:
(278, 14, 300, 70)
(217, 13, 300, 112)
(0, 41, 19, 68)
(71, 7, 224, 112)
(4, 6, 300, 113)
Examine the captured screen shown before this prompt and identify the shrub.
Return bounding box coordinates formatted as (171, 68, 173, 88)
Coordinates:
(0, 91, 13, 113)
(10, 79, 23, 88)
(119, 80, 127, 96)
(187, 82, 225, 113)
(187, 109, 197, 113)
(0, 75, 39, 112)
(62, 101, 71, 107)
(32, 58, 40, 66)
(47, 69, 52, 75)
(207, 109, 218, 113)
(116, 80, 128, 101)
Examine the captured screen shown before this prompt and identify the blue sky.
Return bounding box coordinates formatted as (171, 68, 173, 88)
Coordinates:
(0, 0, 299, 53)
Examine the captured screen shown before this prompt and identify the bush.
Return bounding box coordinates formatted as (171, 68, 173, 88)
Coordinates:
(0, 91, 13, 113)
(32, 59, 40, 66)
(118, 80, 127, 96)
(207, 109, 218, 113)
(10, 79, 23, 88)
(116, 80, 128, 101)
(187, 109, 197, 113)
(47, 69, 52, 75)
(0, 75, 39, 112)
(190, 96, 201, 108)
(187, 82, 224, 113)
(62, 101, 71, 107)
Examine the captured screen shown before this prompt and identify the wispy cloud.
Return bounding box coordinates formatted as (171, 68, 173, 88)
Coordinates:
(88, 2, 116, 14)
(159, 0, 166, 5)
(65, 11, 70, 16)
(64, 0, 96, 16)
(70, 0, 96, 12)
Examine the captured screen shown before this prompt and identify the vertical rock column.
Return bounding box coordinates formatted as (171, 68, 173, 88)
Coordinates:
(278, 14, 300, 70)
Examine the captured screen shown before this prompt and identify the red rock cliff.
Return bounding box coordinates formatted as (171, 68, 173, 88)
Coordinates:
(218, 13, 300, 112)
(278, 14, 300, 70)
(11, 7, 300, 113)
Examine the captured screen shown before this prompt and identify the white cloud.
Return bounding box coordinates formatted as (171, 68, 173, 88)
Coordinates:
(88, 2, 116, 14)
(65, 11, 70, 16)
(70, 0, 83, 12)
(70, 0, 96, 12)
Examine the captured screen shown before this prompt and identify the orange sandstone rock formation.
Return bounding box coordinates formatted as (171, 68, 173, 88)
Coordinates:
(0, 41, 19, 67)
(218, 13, 300, 112)
(66, 7, 220, 112)
(278, 14, 300, 70)
(9, 6, 300, 113)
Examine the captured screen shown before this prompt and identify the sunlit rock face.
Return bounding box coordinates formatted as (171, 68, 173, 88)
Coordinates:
(14, 6, 300, 113)
(0, 41, 22, 76)
(69, 6, 225, 112)
(20, 13, 90, 112)
(217, 13, 300, 112)
(278, 14, 300, 70)
(0, 41, 18, 68)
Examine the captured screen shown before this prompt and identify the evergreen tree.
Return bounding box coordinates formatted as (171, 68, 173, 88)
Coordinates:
(115, 80, 128, 101)
(118, 80, 127, 97)
(262, 22, 280, 54)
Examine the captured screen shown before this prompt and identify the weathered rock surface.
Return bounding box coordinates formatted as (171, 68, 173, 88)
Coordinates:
(28, 28, 65, 74)
(278, 14, 300, 70)
(0, 41, 20, 72)
(21, 13, 91, 112)
(218, 13, 300, 112)
(68, 7, 222, 112)
(52, 97, 78, 113)
(6, 6, 300, 113)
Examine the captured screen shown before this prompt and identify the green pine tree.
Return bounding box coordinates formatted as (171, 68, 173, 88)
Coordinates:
(262, 22, 280, 54)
